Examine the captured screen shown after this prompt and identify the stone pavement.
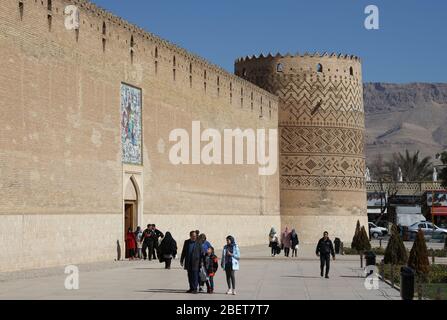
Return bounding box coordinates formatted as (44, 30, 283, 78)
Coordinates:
(0, 245, 401, 300)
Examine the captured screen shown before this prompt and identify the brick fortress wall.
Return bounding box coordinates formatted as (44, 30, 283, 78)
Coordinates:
(0, 0, 280, 271)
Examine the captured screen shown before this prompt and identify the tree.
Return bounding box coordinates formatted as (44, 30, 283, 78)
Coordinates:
(351, 222, 371, 268)
(369, 154, 399, 225)
(357, 226, 371, 268)
(384, 224, 408, 287)
(408, 229, 430, 300)
(351, 220, 361, 250)
(390, 150, 432, 182)
(370, 153, 392, 182)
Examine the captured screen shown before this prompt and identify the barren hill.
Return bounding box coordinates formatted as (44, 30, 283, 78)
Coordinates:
(364, 83, 447, 165)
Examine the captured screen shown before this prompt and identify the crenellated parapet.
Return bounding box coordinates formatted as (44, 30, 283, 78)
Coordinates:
(235, 51, 361, 63)
(235, 52, 362, 84)
(7, 0, 279, 116)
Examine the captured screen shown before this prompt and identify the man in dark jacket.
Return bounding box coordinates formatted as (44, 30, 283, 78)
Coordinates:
(142, 224, 153, 260)
(150, 224, 164, 260)
(315, 231, 335, 279)
(180, 231, 202, 293)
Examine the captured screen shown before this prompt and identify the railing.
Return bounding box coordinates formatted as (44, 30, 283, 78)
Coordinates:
(367, 182, 444, 196)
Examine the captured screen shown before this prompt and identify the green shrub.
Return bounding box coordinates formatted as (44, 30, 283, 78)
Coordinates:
(351, 220, 360, 250)
(429, 264, 447, 283)
(427, 249, 447, 258)
(381, 264, 447, 285)
(408, 229, 430, 276)
(344, 247, 386, 255)
(381, 264, 403, 285)
(384, 224, 408, 265)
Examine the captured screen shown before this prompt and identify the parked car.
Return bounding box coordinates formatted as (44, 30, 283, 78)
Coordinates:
(368, 222, 388, 239)
(408, 221, 447, 237)
(438, 222, 447, 229)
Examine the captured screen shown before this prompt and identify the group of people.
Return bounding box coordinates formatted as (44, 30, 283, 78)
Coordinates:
(269, 227, 336, 278)
(125, 224, 164, 261)
(268, 227, 299, 257)
(126, 224, 336, 295)
(126, 226, 241, 295)
(180, 230, 240, 295)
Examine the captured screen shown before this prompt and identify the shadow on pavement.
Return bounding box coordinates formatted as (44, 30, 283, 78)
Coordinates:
(282, 275, 321, 279)
(133, 267, 183, 270)
(137, 289, 188, 294)
(137, 289, 226, 295)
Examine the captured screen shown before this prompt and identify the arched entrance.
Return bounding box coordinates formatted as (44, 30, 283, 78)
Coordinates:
(124, 176, 139, 237)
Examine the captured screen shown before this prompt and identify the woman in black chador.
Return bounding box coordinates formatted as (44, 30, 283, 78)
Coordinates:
(158, 232, 177, 269)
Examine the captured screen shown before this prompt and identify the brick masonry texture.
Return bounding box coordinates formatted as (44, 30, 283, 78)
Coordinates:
(235, 54, 368, 242)
(0, 0, 366, 271)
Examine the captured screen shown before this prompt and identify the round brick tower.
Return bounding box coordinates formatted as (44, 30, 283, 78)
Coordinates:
(235, 53, 367, 243)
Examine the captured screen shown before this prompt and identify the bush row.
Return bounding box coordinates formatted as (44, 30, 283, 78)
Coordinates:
(343, 247, 447, 258)
(380, 264, 447, 284)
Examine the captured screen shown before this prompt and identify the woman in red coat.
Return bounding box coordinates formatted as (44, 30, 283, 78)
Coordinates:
(125, 227, 137, 260)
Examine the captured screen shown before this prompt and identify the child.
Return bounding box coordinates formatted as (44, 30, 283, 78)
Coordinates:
(125, 227, 136, 260)
(135, 226, 143, 259)
(204, 246, 219, 294)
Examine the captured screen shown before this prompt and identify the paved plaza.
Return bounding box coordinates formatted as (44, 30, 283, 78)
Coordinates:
(0, 244, 402, 300)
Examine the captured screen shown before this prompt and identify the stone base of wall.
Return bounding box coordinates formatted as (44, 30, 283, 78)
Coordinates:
(0, 213, 122, 273)
(280, 214, 368, 245)
(0, 213, 280, 272)
(0, 212, 366, 272)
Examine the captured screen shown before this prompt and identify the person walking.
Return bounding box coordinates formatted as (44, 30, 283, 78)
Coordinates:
(200, 233, 212, 253)
(125, 227, 136, 260)
(198, 233, 211, 292)
(315, 231, 335, 279)
(150, 224, 164, 260)
(290, 229, 299, 257)
(268, 227, 279, 257)
(221, 235, 240, 295)
(281, 227, 292, 257)
(180, 231, 202, 293)
(142, 224, 152, 260)
(204, 246, 219, 294)
(135, 226, 143, 259)
(158, 232, 177, 269)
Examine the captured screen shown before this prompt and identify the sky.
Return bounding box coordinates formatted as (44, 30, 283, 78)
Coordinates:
(91, 0, 447, 83)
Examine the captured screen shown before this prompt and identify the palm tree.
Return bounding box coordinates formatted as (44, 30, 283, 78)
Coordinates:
(387, 150, 432, 182)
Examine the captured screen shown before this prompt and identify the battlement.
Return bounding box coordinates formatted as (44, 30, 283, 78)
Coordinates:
(235, 51, 361, 64)
(1, 0, 279, 119)
(234, 51, 362, 82)
(59, 0, 279, 104)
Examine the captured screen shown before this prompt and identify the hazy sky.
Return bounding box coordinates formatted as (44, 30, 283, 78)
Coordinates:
(91, 0, 446, 83)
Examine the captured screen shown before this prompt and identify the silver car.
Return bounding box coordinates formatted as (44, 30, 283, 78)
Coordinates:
(368, 222, 388, 238)
(408, 221, 447, 237)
